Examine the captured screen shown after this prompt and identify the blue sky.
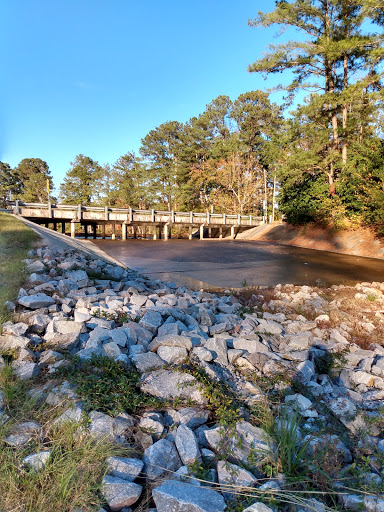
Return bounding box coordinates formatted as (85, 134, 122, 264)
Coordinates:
(2, 0, 290, 193)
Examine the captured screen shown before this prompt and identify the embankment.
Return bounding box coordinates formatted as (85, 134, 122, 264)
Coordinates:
(246, 222, 384, 260)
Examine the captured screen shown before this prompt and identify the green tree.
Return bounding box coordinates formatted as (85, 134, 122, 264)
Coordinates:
(248, 0, 384, 223)
(140, 121, 186, 210)
(14, 158, 53, 203)
(59, 154, 103, 205)
(109, 152, 152, 208)
(0, 162, 21, 206)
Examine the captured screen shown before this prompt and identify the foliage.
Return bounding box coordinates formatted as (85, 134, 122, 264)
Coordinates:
(59, 154, 104, 205)
(0, 162, 21, 207)
(14, 158, 54, 203)
(0, 213, 38, 326)
(248, 0, 384, 226)
(55, 355, 168, 415)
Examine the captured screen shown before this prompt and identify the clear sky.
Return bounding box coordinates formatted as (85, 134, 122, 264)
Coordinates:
(1, 0, 290, 194)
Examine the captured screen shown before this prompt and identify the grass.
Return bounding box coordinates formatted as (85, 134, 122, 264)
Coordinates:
(0, 212, 39, 325)
(0, 363, 131, 512)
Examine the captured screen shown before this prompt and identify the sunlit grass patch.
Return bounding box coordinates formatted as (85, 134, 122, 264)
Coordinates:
(0, 213, 39, 325)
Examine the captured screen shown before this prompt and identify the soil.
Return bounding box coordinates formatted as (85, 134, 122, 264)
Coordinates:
(255, 223, 384, 260)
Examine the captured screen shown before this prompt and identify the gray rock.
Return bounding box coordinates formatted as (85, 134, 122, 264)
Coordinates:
(130, 294, 147, 307)
(23, 451, 51, 471)
(243, 503, 275, 512)
(104, 342, 122, 359)
(143, 439, 182, 480)
(88, 411, 118, 441)
(140, 370, 207, 404)
(178, 407, 210, 429)
(44, 332, 80, 351)
(204, 337, 228, 366)
(158, 322, 180, 337)
(64, 270, 89, 288)
(175, 424, 201, 465)
(205, 421, 273, 465)
(2, 322, 28, 336)
(110, 329, 128, 347)
(139, 311, 163, 334)
(54, 406, 84, 425)
(139, 412, 164, 437)
(12, 362, 40, 380)
(106, 457, 144, 481)
(102, 475, 142, 511)
(328, 397, 357, 419)
(232, 338, 268, 354)
(296, 498, 326, 512)
(18, 293, 55, 309)
(148, 334, 192, 352)
(153, 481, 226, 512)
(0, 334, 30, 351)
(53, 320, 87, 335)
(157, 346, 188, 364)
(192, 346, 214, 362)
(217, 460, 257, 499)
(131, 352, 165, 372)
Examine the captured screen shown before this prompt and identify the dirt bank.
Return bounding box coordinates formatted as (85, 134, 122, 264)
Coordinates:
(254, 223, 384, 260)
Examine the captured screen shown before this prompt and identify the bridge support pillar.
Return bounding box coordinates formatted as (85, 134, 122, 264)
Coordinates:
(142, 225, 147, 239)
(200, 225, 204, 240)
(153, 225, 157, 240)
(101, 224, 106, 239)
(177, 225, 182, 239)
(163, 224, 169, 240)
(111, 224, 116, 240)
(84, 224, 88, 239)
(230, 225, 235, 239)
(133, 226, 137, 239)
(53, 223, 57, 231)
(70, 222, 76, 239)
(208, 227, 212, 238)
(92, 224, 97, 239)
(189, 226, 192, 240)
(219, 227, 223, 239)
(122, 223, 127, 240)
(61, 222, 66, 234)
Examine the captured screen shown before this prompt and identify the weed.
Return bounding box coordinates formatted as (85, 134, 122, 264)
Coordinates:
(0, 213, 39, 325)
(92, 308, 130, 326)
(179, 361, 241, 426)
(55, 355, 169, 415)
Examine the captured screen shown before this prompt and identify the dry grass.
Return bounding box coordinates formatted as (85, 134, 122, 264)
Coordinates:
(0, 213, 39, 325)
(0, 364, 132, 512)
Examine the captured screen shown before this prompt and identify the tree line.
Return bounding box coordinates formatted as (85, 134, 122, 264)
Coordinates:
(2, 0, 384, 229)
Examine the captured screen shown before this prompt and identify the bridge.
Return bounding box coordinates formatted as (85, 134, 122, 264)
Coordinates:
(10, 201, 263, 240)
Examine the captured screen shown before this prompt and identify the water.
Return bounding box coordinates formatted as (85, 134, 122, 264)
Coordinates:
(91, 238, 384, 289)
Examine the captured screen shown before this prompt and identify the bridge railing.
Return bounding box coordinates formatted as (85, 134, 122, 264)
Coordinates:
(10, 201, 263, 227)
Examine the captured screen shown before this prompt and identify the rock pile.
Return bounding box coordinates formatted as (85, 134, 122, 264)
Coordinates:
(2, 244, 384, 511)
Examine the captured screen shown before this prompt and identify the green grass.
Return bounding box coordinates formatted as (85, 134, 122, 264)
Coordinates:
(0, 212, 39, 325)
(0, 364, 131, 512)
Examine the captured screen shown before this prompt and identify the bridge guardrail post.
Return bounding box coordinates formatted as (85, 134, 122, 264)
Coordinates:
(190, 211, 193, 224)
(151, 209, 155, 222)
(15, 200, 20, 215)
(129, 207, 133, 222)
(249, 215, 252, 225)
(104, 206, 109, 221)
(78, 204, 82, 220)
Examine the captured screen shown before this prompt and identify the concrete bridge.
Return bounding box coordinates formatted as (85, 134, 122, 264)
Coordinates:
(11, 201, 263, 240)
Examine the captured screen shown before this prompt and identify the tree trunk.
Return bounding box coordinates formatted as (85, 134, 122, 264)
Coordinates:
(342, 52, 348, 165)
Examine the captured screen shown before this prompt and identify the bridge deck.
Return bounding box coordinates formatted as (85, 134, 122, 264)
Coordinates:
(11, 201, 263, 240)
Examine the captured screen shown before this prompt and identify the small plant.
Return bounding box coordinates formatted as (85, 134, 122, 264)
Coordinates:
(367, 294, 377, 302)
(55, 354, 168, 415)
(92, 308, 130, 326)
(241, 279, 249, 288)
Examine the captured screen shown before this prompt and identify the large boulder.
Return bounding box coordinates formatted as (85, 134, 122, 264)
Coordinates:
(142, 439, 182, 480)
(140, 370, 207, 404)
(18, 293, 55, 309)
(102, 475, 142, 511)
(153, 481, 226, 512)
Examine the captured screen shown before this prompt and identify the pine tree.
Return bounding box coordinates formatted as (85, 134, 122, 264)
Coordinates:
(60, 155, 103, 205)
